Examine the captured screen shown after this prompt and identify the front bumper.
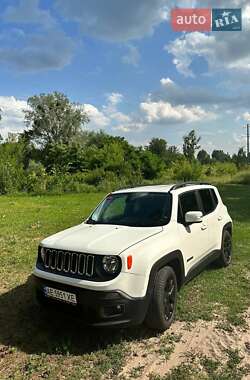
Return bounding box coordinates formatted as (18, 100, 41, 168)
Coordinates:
(34, 275, 149, 327)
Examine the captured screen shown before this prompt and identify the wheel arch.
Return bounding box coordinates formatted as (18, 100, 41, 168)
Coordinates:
(223, 222, 233, 236)
(146, 250, 185, 296)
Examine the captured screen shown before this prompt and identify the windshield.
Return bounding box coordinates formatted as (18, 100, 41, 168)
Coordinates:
(87, 192, 172, 227)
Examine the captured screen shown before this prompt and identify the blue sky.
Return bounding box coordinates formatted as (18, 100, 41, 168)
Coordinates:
(0, 0, 250, 154)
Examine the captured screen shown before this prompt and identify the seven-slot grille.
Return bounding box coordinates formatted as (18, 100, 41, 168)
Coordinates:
(42, 248, 95, 277)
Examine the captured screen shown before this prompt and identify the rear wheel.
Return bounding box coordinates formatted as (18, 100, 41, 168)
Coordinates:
(145, 266, 177, 331)
(217, 230, 232, 267)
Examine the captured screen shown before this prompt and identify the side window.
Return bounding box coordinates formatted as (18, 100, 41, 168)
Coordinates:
(199, 189, 215, 215)
(177, 203, 183, 224)
(210, 189, 218, 207)
(178, 191, 200, 223)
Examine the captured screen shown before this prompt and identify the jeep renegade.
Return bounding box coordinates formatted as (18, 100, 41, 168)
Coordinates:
(33, 183, 232, 330)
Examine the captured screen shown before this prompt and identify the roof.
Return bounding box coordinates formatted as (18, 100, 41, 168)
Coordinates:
(112, 183, 215, 194)
(113, 185, 175, 194)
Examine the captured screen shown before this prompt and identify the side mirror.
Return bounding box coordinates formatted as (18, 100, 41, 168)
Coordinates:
(185, 211, 203, 224)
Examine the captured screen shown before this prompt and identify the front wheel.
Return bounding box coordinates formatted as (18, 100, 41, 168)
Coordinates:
(145, 266, 177, 331)
(216, 230, 232, 267)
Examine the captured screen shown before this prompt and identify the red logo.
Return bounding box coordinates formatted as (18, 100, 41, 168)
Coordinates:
(171, 8, 211, 32)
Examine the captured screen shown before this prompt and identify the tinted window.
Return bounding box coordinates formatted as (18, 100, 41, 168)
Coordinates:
(199, 189, 215, 215)
(210, 189, 218, 207)
(100, 196, 126, 221)
(88, 192, 172, 227)
(177, 203, 183, 224)
(178, 191, 200, 223)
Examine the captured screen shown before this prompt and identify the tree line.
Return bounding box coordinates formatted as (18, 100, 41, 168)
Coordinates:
(0, 92, 248, 194)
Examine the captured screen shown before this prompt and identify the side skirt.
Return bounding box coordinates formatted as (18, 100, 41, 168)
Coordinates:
(184, 249, 221, 284)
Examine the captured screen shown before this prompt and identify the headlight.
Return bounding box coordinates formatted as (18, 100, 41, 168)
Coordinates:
(40, 247, 46, 262)
(102, 256, 120, 274)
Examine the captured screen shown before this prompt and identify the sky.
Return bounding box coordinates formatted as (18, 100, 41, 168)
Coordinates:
(0, 0, 250, 154)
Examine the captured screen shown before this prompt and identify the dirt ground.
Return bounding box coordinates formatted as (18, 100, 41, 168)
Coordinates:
(120, 309, 250, 379)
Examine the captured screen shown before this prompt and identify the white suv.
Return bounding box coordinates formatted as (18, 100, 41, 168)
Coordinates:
(33, 183, 232, 330)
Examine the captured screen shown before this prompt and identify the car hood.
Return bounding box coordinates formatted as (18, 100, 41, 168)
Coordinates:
(41, 223, 163, 255)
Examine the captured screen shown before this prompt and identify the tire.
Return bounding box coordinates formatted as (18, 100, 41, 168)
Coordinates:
(145, 266, 177, 331)
(216, 230, 232, 267)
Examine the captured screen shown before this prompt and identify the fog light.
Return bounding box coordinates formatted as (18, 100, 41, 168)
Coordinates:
(103, 304, 125, 317)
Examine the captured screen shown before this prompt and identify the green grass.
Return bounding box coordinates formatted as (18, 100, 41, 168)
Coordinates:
(0, 185, 249, 379)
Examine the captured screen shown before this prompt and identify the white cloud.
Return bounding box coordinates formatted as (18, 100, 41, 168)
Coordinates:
(103, 93, 129, 125)
(106, 93, 123, 106)
(84, 92, 146, 133)
(110, 112, 131, 123)
(113, 121, 146, 133)
(160, 77, 175, 87)
(242, 112, 250, 122)
(84, 84, 218, 133)
(122, 44, 140, 67)
(166, 32, 216, 77)
(140, 100, 215, 124)
(83, 104, 109, 128)
(0, 96, 27, 137)
(84, 92, 136, 131)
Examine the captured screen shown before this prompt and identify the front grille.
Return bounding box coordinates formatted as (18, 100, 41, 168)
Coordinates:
(42, 248, 95, 277)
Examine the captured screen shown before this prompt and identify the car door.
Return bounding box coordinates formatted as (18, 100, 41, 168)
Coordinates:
(198, 188, 220, 251)
(177, 190, 211, 272)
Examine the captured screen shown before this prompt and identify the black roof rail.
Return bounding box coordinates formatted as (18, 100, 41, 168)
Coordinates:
(169, 182, 211, 192)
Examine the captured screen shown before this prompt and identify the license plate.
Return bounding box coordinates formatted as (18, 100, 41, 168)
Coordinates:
(44, 286, 77, 305)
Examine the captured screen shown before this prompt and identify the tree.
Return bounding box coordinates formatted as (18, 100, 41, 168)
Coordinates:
(148, 138, 167, 158)
(197, 149, 211, 164)
(212, 150, 231, 163)
(23, 92, 89, 146)
(183, 130, 201, 161)
(174, 160, 202, 181)
(232, 147, 248, 168)
(140, 150, 165, 180)
(164, 145, 182, 165)
(0, 107, 2, 144)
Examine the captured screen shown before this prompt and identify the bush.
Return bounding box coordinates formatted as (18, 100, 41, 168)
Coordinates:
(0, 161, 25, 194)
(84, 168, 105, 186)
(173, 160, 202, 181)
(46, 172, 97, 193)
(231, 169, 250, 185)
(25, 161, 47, 193)
(203, 162, 237, 178)
(96, 171, 141, 193)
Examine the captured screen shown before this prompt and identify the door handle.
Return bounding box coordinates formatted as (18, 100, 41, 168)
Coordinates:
(218, 216, 222, 221)
(201, 224, 208, 230)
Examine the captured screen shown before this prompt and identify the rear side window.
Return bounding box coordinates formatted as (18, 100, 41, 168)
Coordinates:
(178, 191, 200, 223)
(210, 189, 218, 207)
(199, 189, 216, 215)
